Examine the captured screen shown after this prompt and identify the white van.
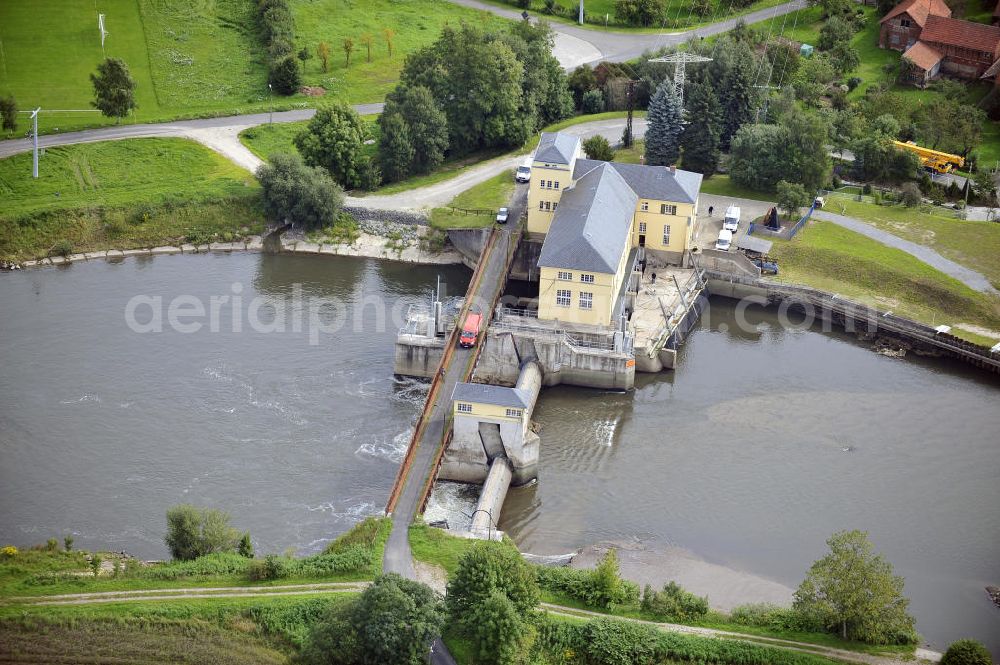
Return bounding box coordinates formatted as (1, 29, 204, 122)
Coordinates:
(723, 205, 740, 232)
(716, 229, 733, 251)
(515, 157, 531, 183)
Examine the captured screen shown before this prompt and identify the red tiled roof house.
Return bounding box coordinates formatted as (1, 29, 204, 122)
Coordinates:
(880, 0, 1000, 86)
(879, 0, 952, 50)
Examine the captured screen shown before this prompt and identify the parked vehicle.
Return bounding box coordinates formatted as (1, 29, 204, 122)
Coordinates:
(515, 159, 531, 183)
(496, 207, 509, 224)
(752, 258, 779, 275)
(459, 312, 483, 348)
(716, 229, 733, 251)
(723, 205, 740, 232)
(813, 196, 825, 209)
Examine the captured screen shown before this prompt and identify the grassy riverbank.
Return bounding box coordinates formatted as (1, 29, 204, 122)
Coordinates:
(430, 170, 516, 230)
(408, 524, 913, 659)
(768, 220, 1000, 340)
(0, 138, 262, 261)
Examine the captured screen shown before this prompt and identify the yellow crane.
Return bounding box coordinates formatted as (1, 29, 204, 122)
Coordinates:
(893, 140, 965, 174)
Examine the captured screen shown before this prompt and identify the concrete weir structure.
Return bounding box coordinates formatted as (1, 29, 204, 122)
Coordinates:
(443, 361, 543, 486)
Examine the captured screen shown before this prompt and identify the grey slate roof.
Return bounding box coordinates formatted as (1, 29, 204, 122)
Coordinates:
(735, 235, 773, 254)
(452, 382, 531, 409)
(573, 158, 702, 204)
(534, 132, 580, 165)
(537, 163, 637, 274)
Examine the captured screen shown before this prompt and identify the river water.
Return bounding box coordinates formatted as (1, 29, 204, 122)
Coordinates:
(1, 254, 997, 653)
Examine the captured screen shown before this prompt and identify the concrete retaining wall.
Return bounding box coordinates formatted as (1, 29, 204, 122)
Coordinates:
(447, 229, 491, 269)
(509, 239, 544, 282)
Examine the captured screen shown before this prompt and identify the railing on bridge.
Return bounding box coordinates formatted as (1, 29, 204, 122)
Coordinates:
(491, 307, 633, 355)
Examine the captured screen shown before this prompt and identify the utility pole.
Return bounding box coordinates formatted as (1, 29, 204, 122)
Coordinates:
(579, 0, 584, 25)
(268, 83, 273, 125)
(623, 79, 636, 148)
(30, 108, 40, 179)
(647, 52, 712, 108)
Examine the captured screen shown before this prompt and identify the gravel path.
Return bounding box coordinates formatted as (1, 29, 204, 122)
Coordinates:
(812, 210, 998, 294)
(541, 604, 942, 665)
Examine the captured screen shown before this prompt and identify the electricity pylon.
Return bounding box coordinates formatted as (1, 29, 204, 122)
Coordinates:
(647, 53, 712, 107)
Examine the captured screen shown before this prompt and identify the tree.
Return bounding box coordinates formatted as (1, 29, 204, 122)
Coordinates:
(351, 573, 445, 665)
(645, 81, 683, 166)
(90, 554, 102, 577)
(0, 95, 17, 134)
(776, 180, 810, 218)
(581, 89, 605, 114)
(343, 38, 355, 66)
(164, 505, 241, 561)
(719, 56, 756, 149)
(317, 41, 331, 72)
(829, 43, 860, 75)
(583, 135, 615, 161)
(377, 111, 415, 183)
(468, 590, 532, 665)
(257, 153, 344, 229)
(299, 573, 444, 665)
(614, 0, 666, 26)
(818, 17, 854, 51)
(681, 81, 722, 175)
(900, 181, 922, 207)
(448, 541, 539, 620)
(385, 85, 449, 174)
(360, 33, 374, 62)
(90, 58, 136, 122)
(63, 535, 74, 552)
(568, 65, 598, 109)
(941, 639, 992, 665)
(297, 46, 312, 64)
(383, 28, 396, 58)
(691, 0, 713, 15)
(398, 22, 527, 153)
(294, 102, 368, 188)
(269, 55, 301, 95)
(237, 532, 254, 558)
(730, 108, 830, 192)
(794, 530, 916, 644)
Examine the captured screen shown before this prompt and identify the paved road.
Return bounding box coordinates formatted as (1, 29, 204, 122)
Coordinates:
(812, 210, 998, 294)
(449, 0, 807, 66)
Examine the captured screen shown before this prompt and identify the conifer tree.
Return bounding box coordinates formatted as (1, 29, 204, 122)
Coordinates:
(681, 81, 722, 175)
(644, 81, 683, 166)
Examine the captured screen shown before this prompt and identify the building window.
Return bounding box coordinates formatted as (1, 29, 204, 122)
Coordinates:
(640, 201, 649, 212)
(554, 181, 560, 190)
(506, 408, 522, 418)
(556, 289, 571, 307)
(579, 292, 593, 310)
(457, 403, 472, 413)
(544, 201, 551, 211)
(662, 225, 671, 245)
(900, 18, 911, 27)
(660, 204, 677, 215)
(538, 201, 544, 210)
(580, 274, 595, 283)
(557, 271, 572, 281)
(553, 202, 558, 211)
(638, 222, 647, 234)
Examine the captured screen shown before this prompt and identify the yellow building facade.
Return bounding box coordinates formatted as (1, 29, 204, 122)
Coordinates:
(530, 132, 702, 329)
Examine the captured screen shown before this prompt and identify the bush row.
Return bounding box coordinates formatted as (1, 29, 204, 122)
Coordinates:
(257, 0, 300, 95)
(535, 616, 834, 665)
(534, 563, 640, 609)
(729, 603, 826, 634)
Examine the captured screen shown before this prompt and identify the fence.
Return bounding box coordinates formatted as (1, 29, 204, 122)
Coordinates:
(747, 202, 816, 240)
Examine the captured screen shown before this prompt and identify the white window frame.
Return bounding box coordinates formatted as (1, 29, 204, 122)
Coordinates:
(579, 291, 593, 310)
(638, 222, 647, 234)
(538, 201, 545, 210)
(552, 202, 558, 211)
(640, 201, 649, 212)
(557, 271, 572, 281)
(556, 289, 571, 307)
(660, 204, 677, 215)
(457, 403, 473, 413)
(544, 201, 551, 211)
(553, 181, 560, 190)
(506, 408, 522, 418)
(580, 274, 594, 284)
(662, 225, 671, 246)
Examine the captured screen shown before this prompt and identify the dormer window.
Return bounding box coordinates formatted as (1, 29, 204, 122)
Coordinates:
(900, 17, 911, 27)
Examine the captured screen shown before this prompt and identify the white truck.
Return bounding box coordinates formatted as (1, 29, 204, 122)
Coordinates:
(723, 205, 740, 232)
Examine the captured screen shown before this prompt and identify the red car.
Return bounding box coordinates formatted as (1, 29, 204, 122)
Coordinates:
(459, 313, 483, 348)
